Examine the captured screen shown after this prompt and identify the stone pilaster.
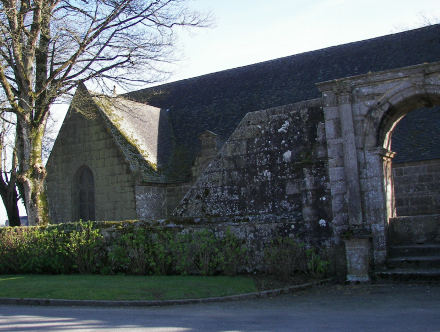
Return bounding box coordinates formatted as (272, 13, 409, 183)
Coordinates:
(337, 88, 363, 227)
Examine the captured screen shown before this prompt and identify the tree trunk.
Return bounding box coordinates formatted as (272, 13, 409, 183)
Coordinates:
(0, 182, 20, 226)
(4, 191, 20, 227)
(16, 114, 49, 226)
(21, 173, 48, 226)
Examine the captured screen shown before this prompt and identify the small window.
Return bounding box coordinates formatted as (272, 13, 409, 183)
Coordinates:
(73, 166, 95, 221)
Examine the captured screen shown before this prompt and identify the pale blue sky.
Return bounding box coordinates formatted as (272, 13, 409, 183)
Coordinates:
(169, 0, 440, 81)
(2, 0, 440, 224)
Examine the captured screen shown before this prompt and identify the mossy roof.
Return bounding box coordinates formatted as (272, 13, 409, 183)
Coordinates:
(70, 85, 174, 183)
(92, 95, 173, 169)
(124, 24, 440, 170)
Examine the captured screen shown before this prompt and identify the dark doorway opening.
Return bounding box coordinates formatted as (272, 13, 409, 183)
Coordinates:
(74, 166, 95, 221)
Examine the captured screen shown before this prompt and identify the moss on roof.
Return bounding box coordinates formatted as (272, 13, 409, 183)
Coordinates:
(74, 85, 167, 183)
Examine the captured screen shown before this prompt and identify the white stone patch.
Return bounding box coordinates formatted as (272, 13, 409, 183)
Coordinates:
(319, 219, 327, 227)
(262, 170, 271, 180)
(283, 150, 292, 163)
(277, 120, 290, 133)
(280, 200, 292, 210)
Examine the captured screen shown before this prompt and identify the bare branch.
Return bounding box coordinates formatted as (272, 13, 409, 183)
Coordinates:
(0, 0, 210, 225)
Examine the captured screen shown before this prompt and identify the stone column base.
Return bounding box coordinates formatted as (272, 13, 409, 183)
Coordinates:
(344, 238, 371, 282)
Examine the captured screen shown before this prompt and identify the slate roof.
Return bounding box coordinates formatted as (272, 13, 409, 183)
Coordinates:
(392, 106, 440, 163)
(70, 85, 172, 182)
(92, 95, 173, 169)
(124, 24, 440, 176)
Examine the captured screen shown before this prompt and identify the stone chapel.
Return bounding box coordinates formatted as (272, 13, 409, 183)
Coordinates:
(46, 24, 440, 280)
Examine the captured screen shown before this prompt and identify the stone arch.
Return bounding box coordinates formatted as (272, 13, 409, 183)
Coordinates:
(73, 165, 96, 221)
(362, 82, 440, 202)
(363, 83, 440, 151)
(362, 81, 440, 260)
(319, 63, 440, 279)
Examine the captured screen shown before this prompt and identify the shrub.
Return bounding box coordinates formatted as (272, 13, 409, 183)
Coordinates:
(264, 237, 307, 280)
(107, 241, 130, 274)
(65, 221, 104, 273)
(0, 221, 327, 278)
(107, 228, 246, 276)
(149, 230, 175, 275)
(121, 228, 154, 274)
(219, 229, 248, 276)
(172, 229, 223, 276)
(0, 227, 70, 274)
(22, 227, 70, 274)
(264, 237, 330, 280)
(0, 228, 23, 273)
(306, 247, 329, 278)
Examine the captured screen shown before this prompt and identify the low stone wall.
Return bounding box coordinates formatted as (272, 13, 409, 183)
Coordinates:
(393, 159, 440, 216)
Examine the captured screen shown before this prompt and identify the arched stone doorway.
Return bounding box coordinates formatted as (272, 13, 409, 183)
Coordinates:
(318, 61, 440, 281)
(386, 106, 440, 216)
(73, 165, 96, 221)
(380, 103, 440, 247)
(376, 98, 440, 218)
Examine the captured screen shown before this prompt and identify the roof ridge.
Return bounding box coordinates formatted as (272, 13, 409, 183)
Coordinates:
(128, 23, 440, 94)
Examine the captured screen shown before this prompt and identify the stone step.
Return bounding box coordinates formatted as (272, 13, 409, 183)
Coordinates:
(386, 256, 440, 269)
(388, 244, 440, 257)
(388, 214, 440, 245)
(375, 268, 440, 282)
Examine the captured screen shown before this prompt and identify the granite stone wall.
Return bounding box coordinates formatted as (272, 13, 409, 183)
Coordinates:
(135, 183, 191, 220)
(174, 99, 333, 246)
(393, 159, 440, 216)
(46, 107, 137, 223)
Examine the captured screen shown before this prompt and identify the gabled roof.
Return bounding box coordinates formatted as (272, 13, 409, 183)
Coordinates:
(71, 84, 173, 183)
(125, 24, 440, 172)
(92, 94, 173, 169)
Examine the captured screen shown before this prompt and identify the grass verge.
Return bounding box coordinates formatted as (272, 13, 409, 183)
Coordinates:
(0, 275, 258, 301)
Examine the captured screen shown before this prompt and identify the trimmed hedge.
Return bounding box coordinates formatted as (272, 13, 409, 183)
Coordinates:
(0, 221, 329, 277)
(0, 222, 102, 274)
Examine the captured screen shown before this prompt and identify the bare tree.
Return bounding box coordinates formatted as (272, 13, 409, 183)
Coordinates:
(0, 110, 21, 226)
(0, 0, 208, 225)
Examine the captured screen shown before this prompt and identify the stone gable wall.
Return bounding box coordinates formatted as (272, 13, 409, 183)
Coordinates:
(174, 99, 333, 246)
(46, 108, 137, 223)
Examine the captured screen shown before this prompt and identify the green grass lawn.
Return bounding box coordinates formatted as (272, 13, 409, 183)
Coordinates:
(0, 275, 258, 301)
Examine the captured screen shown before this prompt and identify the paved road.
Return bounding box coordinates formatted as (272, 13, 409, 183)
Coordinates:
(0, 283, 439, 332)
